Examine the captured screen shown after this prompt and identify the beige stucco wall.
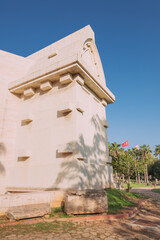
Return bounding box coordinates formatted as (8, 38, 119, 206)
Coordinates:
(7, 81, 78, 190)
(0, 51, 32, 193)
(7, 80, 113, 191)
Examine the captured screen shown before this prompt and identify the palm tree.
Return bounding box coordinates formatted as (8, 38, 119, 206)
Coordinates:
(140, 145, 152, 183)
(132, 148, 141, 183)
(108, 142, 121, 182)
(108, 142, 121, 158)
(154, 145, 160, 159)
(123, 150, 134, 191)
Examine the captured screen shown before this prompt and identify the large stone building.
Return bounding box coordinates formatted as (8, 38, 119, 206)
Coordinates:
(0, 25, 115, 194)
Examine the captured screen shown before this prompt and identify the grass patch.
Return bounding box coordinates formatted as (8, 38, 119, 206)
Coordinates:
(106, 189, 134, 214)
(34, 221, 61, 232)
(0, 221, 77, 238)
(50, 207, 72, 218)
(152, 189, 160, 194)
(124, 191, 148, 199)
(0, 215, 7, 221)
(123, 183, 153, 188)
(50, 207, 88, 218)
(106, 189, 146, 214)
(123, 183, 160, 189)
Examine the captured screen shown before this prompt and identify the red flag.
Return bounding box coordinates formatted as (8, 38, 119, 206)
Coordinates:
(135, 144, 139, 150)
(122, 140, 129, 147)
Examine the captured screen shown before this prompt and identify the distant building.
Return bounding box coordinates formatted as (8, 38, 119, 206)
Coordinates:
(0, 25, 115, 194)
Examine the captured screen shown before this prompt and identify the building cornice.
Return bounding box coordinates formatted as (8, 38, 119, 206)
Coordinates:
(8, 54, 115, 104)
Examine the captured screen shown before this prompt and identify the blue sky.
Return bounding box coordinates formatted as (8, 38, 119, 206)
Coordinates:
(1, 0, 159, 151)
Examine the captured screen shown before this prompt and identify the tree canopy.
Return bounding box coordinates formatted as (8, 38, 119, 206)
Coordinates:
(108, 143, 158, 183)
(154, 145, 160, 159)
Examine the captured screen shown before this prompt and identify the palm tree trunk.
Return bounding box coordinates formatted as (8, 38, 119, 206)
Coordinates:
(127, 162, 131, 192)
(135, 157, 138, 183)
(115, 171, 118, 183)
(144, 172, 146, 183)
(138, 172, 140, 184)
(145, 163, 148, 184)
(122, 174, 125, 183)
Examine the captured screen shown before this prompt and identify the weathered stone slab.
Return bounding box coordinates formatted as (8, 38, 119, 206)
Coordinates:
(64, 189, 108, 215)
(6, 203, 51, 220)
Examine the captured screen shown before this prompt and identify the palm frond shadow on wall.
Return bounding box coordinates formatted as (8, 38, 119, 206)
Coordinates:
(0, 143, 6, 175)
(54, 114, 112, 190)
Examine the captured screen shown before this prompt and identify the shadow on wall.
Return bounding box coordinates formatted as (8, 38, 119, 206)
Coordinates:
(0, 143, 6, 175)
(54, 114, 112, 190)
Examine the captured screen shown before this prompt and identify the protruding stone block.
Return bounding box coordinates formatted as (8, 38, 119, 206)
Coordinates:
(18, 149, 30, 158)
(105, 155, 112, 163)
(24, 87, 35, 97)
(64, 190, 108, 215)
(77, 156, 86, 161)
(21, 118, 32, 125)
(48, 52, 57, 59)
(74, 74, 84, 86)
(103, 120, 109, 128)
(57, 143, 73, 154)
(101, 99, 107, 107)
(40, 80, 52, 91)
(21, 113, 33, 125)
(59, 103, 73, 114)
(60, 73, 73, 85)
(106, 156, 112, 164)
(76, 102, 85, 113)
(6, 203, 51, 220)
(76, 153, 87, 163)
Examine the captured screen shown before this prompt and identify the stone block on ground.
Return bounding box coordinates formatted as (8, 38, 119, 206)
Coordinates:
(64, 189, 108, 215)
(6, 203, 51, 220)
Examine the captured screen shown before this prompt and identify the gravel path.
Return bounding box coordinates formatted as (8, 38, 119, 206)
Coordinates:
(131, 187, 160, 201)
